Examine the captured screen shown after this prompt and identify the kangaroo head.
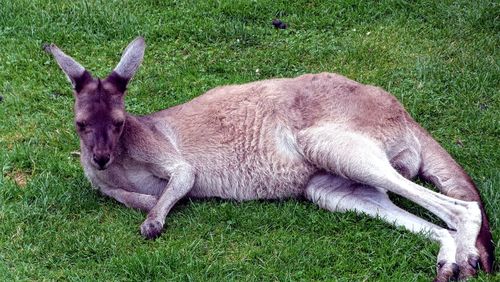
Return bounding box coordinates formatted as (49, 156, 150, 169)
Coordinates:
(46, 37, 145, 170)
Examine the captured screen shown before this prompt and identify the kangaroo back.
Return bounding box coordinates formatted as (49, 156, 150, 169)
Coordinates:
(414, 123, 494, 272)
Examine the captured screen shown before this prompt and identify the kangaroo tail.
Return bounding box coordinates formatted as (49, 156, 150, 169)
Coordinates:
(413, 123, 494, 272)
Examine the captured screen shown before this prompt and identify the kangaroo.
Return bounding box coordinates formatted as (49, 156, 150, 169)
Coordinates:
(45, 37, 494, 281)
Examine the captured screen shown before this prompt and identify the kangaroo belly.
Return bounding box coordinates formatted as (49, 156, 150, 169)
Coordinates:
(187, 130, 316, 200)
(182, 118, 317, 200)
(189, 161, 316, 200)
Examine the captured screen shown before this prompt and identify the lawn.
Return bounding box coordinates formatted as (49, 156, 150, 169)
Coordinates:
(0, 0, 498, 280)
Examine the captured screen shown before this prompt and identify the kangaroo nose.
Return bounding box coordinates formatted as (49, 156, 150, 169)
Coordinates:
(93, 153, 110, 169)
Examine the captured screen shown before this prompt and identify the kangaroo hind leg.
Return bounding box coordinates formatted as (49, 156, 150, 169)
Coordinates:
(298, 125, 482, 281)
(305, 173, 459, 281)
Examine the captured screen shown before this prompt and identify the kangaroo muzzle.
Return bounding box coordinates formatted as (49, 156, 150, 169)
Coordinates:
(92, 151, 111, 170)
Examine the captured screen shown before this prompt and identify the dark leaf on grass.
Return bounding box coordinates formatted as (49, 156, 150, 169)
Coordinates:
(272, 19, 288, 29)
(479, 103, 488, 111)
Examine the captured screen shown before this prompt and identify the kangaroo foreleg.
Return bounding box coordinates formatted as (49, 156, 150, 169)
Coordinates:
(99, 186, 158, 212)
(140, 162, 195, 239)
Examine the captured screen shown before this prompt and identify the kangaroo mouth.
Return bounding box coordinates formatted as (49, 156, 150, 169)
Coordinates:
(96, 165, 108, 171)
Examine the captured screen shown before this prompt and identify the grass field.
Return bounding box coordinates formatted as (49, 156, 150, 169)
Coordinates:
(0, 0, 498, 280)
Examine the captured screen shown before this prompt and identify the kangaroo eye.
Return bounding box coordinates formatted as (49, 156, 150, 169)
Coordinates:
(76, 121, 87, 129)
(113, 120, 124, 128)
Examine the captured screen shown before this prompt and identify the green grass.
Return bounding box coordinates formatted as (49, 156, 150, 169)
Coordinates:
(0, 0, 498, 280)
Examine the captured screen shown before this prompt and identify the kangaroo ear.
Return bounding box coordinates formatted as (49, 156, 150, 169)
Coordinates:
(44, 43, 91, 91)
(113, 37, 145, 82)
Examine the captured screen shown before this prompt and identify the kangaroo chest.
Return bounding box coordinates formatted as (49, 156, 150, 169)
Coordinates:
(82, 154, 168, 197)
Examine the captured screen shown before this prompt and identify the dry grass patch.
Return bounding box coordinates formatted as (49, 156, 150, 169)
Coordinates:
(5, 169, 30, 188)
